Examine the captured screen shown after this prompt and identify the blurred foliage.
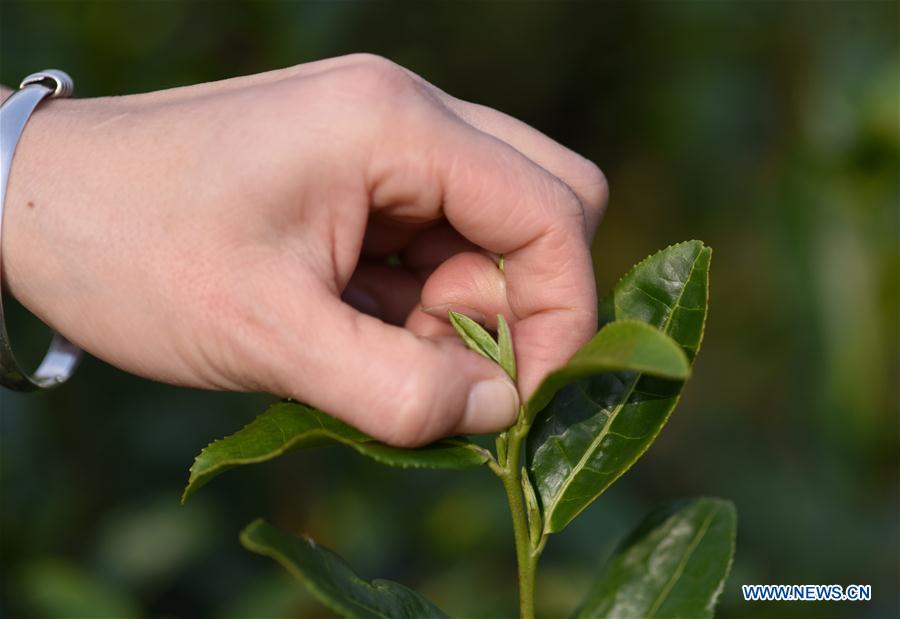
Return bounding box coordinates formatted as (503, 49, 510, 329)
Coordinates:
(0, 1, 897, 618)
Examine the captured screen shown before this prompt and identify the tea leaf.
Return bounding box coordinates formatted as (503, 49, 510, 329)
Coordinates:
(527, 241, 711, 533)
(182, 402, 491, 502)
(448, 311, 499, 363)
(497, 314, 517, 380)
(240, 519, 449, 619)
(575, 498, 736, 619)
(525, 320, 691, 421)
(598, 240, 710, 355)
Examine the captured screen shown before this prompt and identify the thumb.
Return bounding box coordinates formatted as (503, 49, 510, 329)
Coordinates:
(268, 289, 519, 447)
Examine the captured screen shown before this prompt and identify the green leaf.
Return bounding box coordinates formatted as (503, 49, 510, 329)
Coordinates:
(527, 241, 711, 533)
(525, 319, 691, 420)
(575, 498, 736, 619)
(240, 519, 449, 619)
(448, 311, 499, 363)
(597, 241, 711, 356)
(497, 314, 517, 380)
(182, 402, 490, 503)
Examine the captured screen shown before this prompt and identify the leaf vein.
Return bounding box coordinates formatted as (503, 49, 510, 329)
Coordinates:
(645, 504, 720, 619)
(542, 249, 704, 531)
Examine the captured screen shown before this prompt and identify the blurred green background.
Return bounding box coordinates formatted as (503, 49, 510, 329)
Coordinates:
(1, 2, 897, 618)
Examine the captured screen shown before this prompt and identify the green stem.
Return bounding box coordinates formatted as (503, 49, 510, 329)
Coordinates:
(494, 412, 545, 619)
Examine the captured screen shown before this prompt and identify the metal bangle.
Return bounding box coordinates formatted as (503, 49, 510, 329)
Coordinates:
(0, 70, 81, 391)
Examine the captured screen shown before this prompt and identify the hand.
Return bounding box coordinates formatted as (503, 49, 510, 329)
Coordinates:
(3, 54, 607, 445)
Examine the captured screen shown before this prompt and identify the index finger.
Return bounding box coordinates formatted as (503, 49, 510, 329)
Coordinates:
(369, 112, 598, 398)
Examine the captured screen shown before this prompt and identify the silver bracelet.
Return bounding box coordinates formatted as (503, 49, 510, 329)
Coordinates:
(0, 70, 81, 391)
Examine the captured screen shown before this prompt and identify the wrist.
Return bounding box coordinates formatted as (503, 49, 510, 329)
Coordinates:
(0, 72, 84, 389)
(1, 95, 84, 327)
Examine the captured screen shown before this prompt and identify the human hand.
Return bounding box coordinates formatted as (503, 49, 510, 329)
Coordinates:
(3, 54, 607, 445)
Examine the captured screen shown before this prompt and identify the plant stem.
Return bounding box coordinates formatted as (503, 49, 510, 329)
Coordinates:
(494, 412, 544, 619)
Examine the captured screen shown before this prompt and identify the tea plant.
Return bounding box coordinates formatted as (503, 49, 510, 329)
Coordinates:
(182, 240, 736, 618)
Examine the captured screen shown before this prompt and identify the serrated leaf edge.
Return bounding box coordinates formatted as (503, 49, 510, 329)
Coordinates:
(606, 240, 708, 302)
(543, 245, 711, 533)
(182, 406, 491, 503)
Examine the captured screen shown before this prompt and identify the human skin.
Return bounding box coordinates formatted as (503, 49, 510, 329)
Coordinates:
(0, 54, 607, 446)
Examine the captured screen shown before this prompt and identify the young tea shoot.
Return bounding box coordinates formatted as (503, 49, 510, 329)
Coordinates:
(183, 240, 735, 619)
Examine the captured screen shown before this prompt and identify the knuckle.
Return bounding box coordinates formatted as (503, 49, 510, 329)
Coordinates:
(548, 177, 588, 231)
(344, 54, 417, 101)
(571, 304, 599, 339)
(577, 158, 609, 213)
(385, 372, 443, 447)
(381, 349, 462, 448)
(345, 52, 397, 71)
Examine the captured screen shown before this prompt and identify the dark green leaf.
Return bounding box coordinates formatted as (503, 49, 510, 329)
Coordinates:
(240, 519, 449, 619)
(597, 240, 710, 357)
(527, 241, 711, 533)
(576, 498, 736, 619)
(448, 311, 499, 363)
(497, 314, 517, 380)
(526, 320, 691, 420)
(183, 402, 490, 502)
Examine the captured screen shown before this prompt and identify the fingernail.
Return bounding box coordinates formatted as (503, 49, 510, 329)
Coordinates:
(421, 304, 486, 324)
(342, 286, 382, 317)
(464, 379, 519, 432)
